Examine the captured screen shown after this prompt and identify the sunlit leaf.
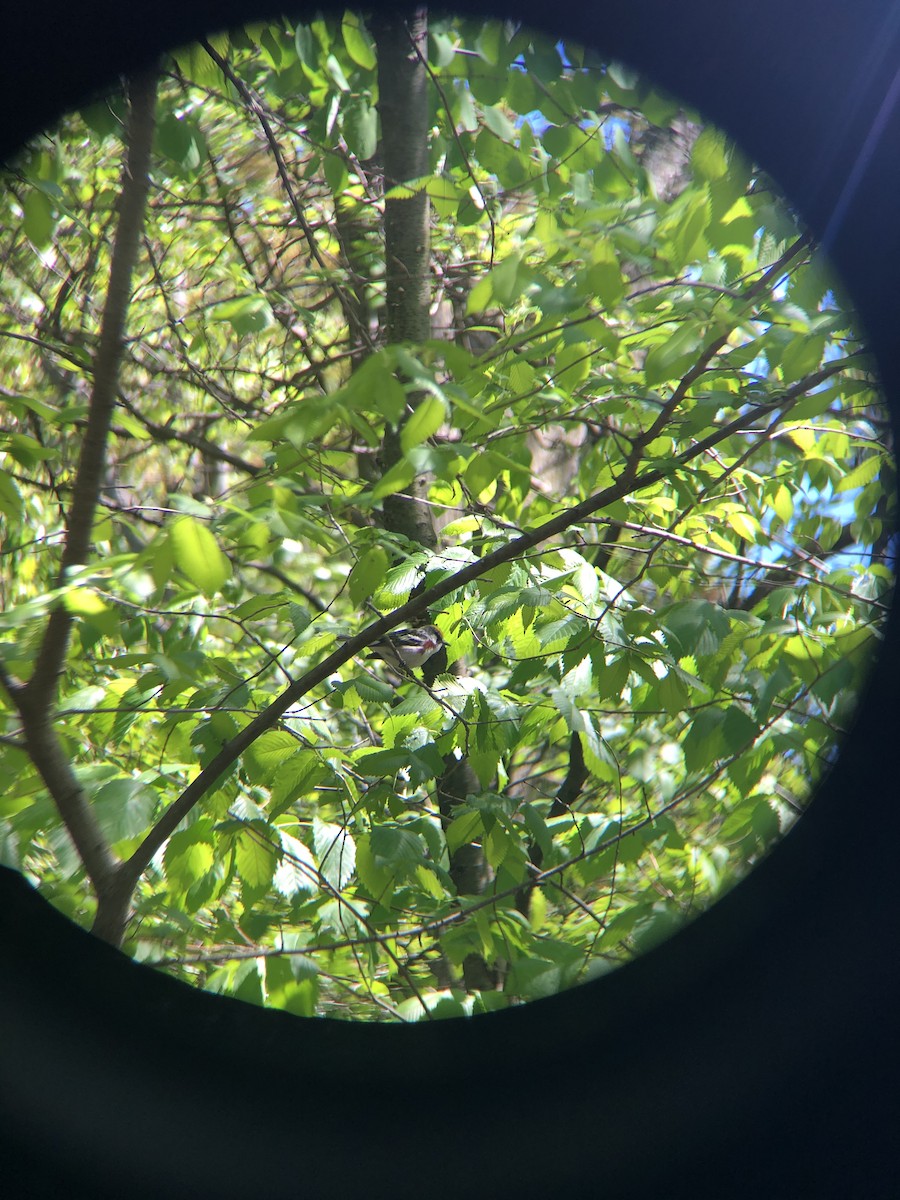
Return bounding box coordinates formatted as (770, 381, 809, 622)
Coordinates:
(169, 516, 231, 595)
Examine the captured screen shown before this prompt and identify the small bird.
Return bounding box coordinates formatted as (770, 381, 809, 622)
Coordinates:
(365, 625, 445, 671)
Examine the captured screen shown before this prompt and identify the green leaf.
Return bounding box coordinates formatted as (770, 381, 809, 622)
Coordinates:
(429, 31, 456, 68)
(169, 516, 231, 595)
(2, 17, 885, 1021)
(325, 53, 351, 91)
(164, 823, 216, 891)
(63, 587, 110, 619)
(244, 731, 300, 784)
(446, 809, 483, 854)
(662, 599, 730, 656)
(209, 295, 273, 336)
(373, 825, 427, 876)
(726, 510, 762, 543)
(341, 12, 376, 69)
(488, 252, 524, 306)
(780, 334, 825, 380)
(771, 483, 794, 524)
(156, 113, 206, 176)
(313, 819, 356, 890)
(835, 454, 882, 495)
(343, 96, 378, 160)
(271, 751, 328, 814)
(751, 799, 781, 845)
(92, 777, 156, 844)
(723, 706, 760, 753)
(475, 20, 503, 65)
(691, 128, 730, 181)
(294, 23, 316, 67)
(682, 708, 727, 773)
(371, 457, 416, 500)
(23, 189, 54, 247)
(482, 104, 517, 143)
(644, 324, 704, 385)
(348, 546, 390, 604)
(587, 238, 625, 307)
(235, 821, 279, 891)
(273, 831, 318, 897)
(400, 394, 446, 452)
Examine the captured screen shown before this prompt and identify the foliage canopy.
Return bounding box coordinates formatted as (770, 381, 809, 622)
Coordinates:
(0, 12, 892, 1020)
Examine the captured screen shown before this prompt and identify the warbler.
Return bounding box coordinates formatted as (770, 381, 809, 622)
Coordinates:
(362, 625, 445, 671)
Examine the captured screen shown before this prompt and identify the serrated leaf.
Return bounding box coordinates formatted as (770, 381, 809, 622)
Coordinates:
(164, 825, 216, 890)
(834, 454, 882, 494)
(244, 731, 299, 784)
(274, 831, 318, 897)
(235, 822, 278, 890)
(529, 887, 548, 931)
(380, 560, 422, 597)
(288, 603, 311, 634)
(723, 706, 760, 753)
(271, 751, 327, 813)
(313, 819, 356, 890)
(661, 599, 731, 657)
(580, 724, 618, 782)
(682, 708, 727, 774)
(415, 864, 446, 900)
(657, 669, 690, 715)
(379, 825, 425, 872)
(692, 128, 730, 181)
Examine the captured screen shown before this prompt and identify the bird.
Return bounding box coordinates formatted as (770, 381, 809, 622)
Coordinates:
(361, 624, 445, 672)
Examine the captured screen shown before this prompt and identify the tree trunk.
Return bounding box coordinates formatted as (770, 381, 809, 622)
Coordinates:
(371, 10, 436, 548)
(372, 11, 499, 992)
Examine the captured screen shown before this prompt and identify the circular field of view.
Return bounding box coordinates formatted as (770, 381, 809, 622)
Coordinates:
(0, 12, 893, 1020)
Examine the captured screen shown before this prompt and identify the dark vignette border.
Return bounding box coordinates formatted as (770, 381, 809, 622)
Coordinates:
(1, 3, 898, 1197)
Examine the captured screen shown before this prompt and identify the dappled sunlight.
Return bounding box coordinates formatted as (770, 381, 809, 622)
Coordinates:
(0, 13, 893, 1020)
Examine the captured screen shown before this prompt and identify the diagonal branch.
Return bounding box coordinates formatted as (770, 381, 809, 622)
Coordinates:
(123, 371, 824, 884)
(635, 232, 814, 451)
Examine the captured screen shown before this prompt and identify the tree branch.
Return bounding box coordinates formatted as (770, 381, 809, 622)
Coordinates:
(4, 71, 159, 947)
(122, 371, 814, 884)
(21, 71, 158, 715)
(200, 38, 373, 353)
